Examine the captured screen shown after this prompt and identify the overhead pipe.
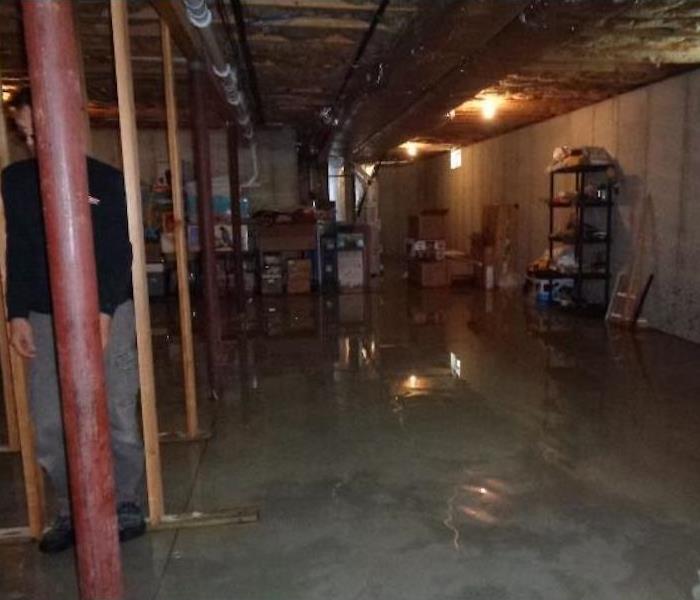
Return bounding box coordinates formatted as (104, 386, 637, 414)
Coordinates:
(181, 0, 259, 188)
(182, 0, 256, 142)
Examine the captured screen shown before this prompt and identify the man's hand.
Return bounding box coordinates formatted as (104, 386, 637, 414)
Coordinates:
(9, 318, 36, 358)
(99, 313, 112, 351)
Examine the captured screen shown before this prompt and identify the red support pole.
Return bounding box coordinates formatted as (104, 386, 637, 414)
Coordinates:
(227, 122, 246, 314)
(190, 63, 221, 396)
(21, 2, 123, 599)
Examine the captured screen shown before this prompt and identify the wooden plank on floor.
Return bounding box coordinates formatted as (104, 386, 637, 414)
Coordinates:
(158, 430, 213, 444)
(0, 526, 33, 545)
(149, 508, 260, 531)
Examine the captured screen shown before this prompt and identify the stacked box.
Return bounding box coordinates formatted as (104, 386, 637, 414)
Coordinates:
(407, 210, 449, 288)
(287, 258, 312, 295)
(408, 261, 448, 288)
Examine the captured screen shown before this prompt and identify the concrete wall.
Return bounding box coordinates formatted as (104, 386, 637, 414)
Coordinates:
(378, 69, 700, 343)
(8, 125, 299, 212)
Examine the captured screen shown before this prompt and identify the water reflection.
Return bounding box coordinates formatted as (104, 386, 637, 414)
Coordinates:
(444, 476, 510, 550)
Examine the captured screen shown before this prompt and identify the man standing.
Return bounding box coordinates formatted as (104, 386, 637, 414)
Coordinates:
(2, 88, 146, 553)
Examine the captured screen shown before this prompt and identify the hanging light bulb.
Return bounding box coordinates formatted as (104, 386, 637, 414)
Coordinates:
(404, 142, 419, 157)
(482, 97, 499, 120)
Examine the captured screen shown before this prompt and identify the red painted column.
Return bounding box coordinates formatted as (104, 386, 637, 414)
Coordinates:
(21, 2, 122, 599)
(190, 63, 221, 396)
(227, 122, 246, 313)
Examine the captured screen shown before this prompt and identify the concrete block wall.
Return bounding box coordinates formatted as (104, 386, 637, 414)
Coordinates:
(8, 125, 299, 212)
(378, 69, 700, 343)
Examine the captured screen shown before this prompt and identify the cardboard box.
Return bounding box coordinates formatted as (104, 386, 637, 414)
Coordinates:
(408, 210, 448, 240)
(409, 260, 448, 288)
(447, 256, 474, 284)
(287, 279, 311, 295)
(287, 258, 312, 274)
(258, 223, 317, 252)
(287, 258, 312, 294)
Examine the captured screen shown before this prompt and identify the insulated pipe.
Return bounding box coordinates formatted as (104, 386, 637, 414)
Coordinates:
(183, 0, 212, 27)
(190, 63, 222, 398)
(21, 2, 122, 599)
(182, 0, 251, 135)
(181, 0, 258, 182)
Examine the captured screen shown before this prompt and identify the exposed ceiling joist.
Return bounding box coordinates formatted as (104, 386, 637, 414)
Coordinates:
(149, 0, 199, 61)
(247, 16, 388, 30)
(241, 0, 415, 12)
(247, 32, 357, 45)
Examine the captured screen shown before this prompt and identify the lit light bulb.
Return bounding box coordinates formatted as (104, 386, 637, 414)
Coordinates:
(481, 97, 499, 120)
(404, 142, 418, 157)
(447, 109, 456, 120)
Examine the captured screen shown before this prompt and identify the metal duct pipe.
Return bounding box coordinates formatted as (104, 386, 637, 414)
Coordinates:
(181, 0, 258, 182)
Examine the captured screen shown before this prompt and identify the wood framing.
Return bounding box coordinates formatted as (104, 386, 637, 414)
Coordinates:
(111, 0, 165, 526)
(161, 22, 203, 441)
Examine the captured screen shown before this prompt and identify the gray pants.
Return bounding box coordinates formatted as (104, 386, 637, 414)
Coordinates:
(29, 300, 144, 515)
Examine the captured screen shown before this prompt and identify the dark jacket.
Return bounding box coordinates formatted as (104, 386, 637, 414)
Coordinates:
(1, 156, 133, 318)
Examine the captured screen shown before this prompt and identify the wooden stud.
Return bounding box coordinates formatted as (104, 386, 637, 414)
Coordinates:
(161, 23, 201, 440)
(9, 351, 45, 539)
(189, 64, 222, 398)
(0, 314, 18, 452)
(111, 0, 165, 525)
(0, 70, 20, 452)
(1, 66, 44, 537)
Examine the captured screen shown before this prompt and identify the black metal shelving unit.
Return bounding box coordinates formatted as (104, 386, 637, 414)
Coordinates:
(547, 163, 614, 308)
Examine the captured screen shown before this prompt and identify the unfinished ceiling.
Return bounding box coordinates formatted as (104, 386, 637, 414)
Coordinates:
(2, 1, 700, 160)
(344, 0, 700, 161)
(0, 1, 193, 125)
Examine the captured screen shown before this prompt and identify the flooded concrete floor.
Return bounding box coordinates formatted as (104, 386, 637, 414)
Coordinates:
(1, 274, 700, 599)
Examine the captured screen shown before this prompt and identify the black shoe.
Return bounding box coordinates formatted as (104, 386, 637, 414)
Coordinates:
(117, 502, 146, 542)
(38, 515, 74, 554)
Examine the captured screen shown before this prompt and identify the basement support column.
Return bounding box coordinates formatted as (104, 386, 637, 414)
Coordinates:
(21, 2, 123, 599)
(190, 63, 222, 397)
(227, 122, 246, 314)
